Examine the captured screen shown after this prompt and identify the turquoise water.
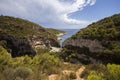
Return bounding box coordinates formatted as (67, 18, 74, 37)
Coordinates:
(59, 29, 79, 46)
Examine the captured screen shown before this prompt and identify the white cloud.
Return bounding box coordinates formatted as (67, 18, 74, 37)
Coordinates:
(0, 0, 96, 29)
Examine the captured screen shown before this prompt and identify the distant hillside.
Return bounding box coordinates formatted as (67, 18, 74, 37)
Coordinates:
(0, 15, 55, 38)
(62, 13, 120, 64)
(0, 15, 60, 57)
(46, 28, 65, 35)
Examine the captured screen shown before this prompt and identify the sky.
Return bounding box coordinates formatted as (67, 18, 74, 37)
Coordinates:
(0, 0, 120, 29)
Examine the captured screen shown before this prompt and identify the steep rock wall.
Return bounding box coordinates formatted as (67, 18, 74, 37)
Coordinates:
(0, 33, 59, 57)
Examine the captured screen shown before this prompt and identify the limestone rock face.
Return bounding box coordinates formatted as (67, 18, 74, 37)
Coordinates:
(62, 37, 104, 64)
(63, 37, 105, 53)
(0, 33, 59, 57)
(0, 33, 35, 57)
(29, 36, 60, 50)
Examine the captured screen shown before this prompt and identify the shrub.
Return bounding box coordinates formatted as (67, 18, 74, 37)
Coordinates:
(0, 46, 11, 62)
(3, 68, 15, 80)
(14, 67, 33, 79)
(107, 64, 120, 80)
(9, 57, 25, 68)
(23, 55, 32, 65)
(69, 72, 77, 79)
(103, 49, 112, 54)
(87, 71, 105, 80)
(36, 48, 50, 54)
(0, 46, 11, 71)
(33, 53, 59, 67)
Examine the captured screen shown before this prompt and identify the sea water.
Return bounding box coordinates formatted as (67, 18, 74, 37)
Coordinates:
(59, 29, 79, 47)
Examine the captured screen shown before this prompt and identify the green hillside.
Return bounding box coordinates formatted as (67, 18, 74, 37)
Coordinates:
(72, 14, 120, 40)
(62, 13, 120, 64)
(72, 13, 120, 55)
(0, 15, 55, 39)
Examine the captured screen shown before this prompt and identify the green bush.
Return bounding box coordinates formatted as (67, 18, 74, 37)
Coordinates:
(86, 64, 120, 80)
(33, 53, 59, 67)
(87, 71, 105, 80)
(103, 49, 113, 54)
(14, 67, 33, 79)
(3, 68, 15, 80)
(33, 53, 59, 75)
(107, 64, 120, 80)
(0, 46, 11, 61)
(0, 46, 11, 71)
(69, 72, 77, 79)
(23, 55, 33, 65)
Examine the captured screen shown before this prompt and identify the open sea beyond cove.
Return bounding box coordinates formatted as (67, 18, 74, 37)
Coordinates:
(59, 29, 79, 47)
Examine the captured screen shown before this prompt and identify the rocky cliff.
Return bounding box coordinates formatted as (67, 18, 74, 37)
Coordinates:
(63, 37, 104, 53)
(0, 15, 60, 57)
(62, 13, 120, 64)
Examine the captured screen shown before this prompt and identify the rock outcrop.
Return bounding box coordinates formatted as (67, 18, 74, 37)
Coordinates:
(63, 37, 105, 53)
(0, 33, 36, 57)
(0, 33, 60, 57)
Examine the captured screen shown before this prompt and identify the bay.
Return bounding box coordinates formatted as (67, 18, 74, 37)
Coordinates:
(59, 29, 79, 47)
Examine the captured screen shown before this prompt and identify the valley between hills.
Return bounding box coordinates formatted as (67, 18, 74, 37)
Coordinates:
(0, 13, 120, 80)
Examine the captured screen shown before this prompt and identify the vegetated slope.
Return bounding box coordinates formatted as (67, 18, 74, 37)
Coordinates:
(46, 28, 65, 35)
(62, 13, 120, 64)
(0, 45, 83, 80)
(0, 15, 60, 57)
(0, 15, 57, 38)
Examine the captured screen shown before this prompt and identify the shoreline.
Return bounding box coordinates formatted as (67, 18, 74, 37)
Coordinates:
(57, 32, 66, 41)
(50, 32, 66, 52)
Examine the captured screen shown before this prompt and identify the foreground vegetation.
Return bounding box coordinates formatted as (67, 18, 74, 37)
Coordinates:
(81, 64, 120, 80)
(1, 45, 120, 80)
(0, 46, 82, 80)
